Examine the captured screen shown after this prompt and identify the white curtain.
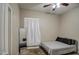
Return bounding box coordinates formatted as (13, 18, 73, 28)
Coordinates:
(24, 18, 41, 47)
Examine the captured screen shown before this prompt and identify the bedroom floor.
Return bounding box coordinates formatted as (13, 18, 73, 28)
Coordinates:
(20, 47, 46, 55)
(20, 47, 78, 55)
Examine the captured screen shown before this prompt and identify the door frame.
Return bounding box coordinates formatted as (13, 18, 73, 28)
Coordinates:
(4, 4, 12, 54)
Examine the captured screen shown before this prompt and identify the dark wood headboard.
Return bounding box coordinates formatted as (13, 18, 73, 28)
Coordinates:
(56, 37, 78, 53)
(56, 37, 75, 45)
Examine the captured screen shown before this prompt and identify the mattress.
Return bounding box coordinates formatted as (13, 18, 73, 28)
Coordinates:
(41, 41, 76, 55)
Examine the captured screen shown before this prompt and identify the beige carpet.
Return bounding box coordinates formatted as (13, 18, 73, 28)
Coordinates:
(20, 47, 46, 55)
(20, 47, 78, 55)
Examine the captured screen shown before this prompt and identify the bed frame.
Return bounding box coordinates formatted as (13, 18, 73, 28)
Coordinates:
(40, 37, 78, 55)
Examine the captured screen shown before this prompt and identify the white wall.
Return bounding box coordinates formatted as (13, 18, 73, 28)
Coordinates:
(59, 7, 79, 49)
(20, 9, 59, 42)
(10, 4, 20, 55)
(20, 28, 26, 43)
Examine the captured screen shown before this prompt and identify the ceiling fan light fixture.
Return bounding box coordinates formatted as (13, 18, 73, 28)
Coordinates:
(52, 4, 56, 9)
(57, 3, 60, 8)
(52, 3, 60, 9)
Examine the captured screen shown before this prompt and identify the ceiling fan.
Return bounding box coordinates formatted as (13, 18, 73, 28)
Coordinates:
(43, 3, 69, 11)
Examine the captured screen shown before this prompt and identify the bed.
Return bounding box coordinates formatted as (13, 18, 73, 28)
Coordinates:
(40, 37, 78, 55)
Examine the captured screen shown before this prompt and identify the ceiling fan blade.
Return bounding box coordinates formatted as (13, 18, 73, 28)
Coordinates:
(43, 4, 51, 7)
(61, 3, 69, 6)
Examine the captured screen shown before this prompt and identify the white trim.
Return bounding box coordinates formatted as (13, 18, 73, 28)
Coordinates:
(4, 3, 9, 54)
(4, 3, 13, 55)
(8, 4, 12, 55)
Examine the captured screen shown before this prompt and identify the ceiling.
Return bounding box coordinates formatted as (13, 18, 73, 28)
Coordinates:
(19, 3, 79, 15)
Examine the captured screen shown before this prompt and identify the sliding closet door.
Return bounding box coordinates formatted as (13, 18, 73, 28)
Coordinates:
(0, 4, 2, 53)
(0, 4, 5, 54)
(0, 3, 12, 55)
